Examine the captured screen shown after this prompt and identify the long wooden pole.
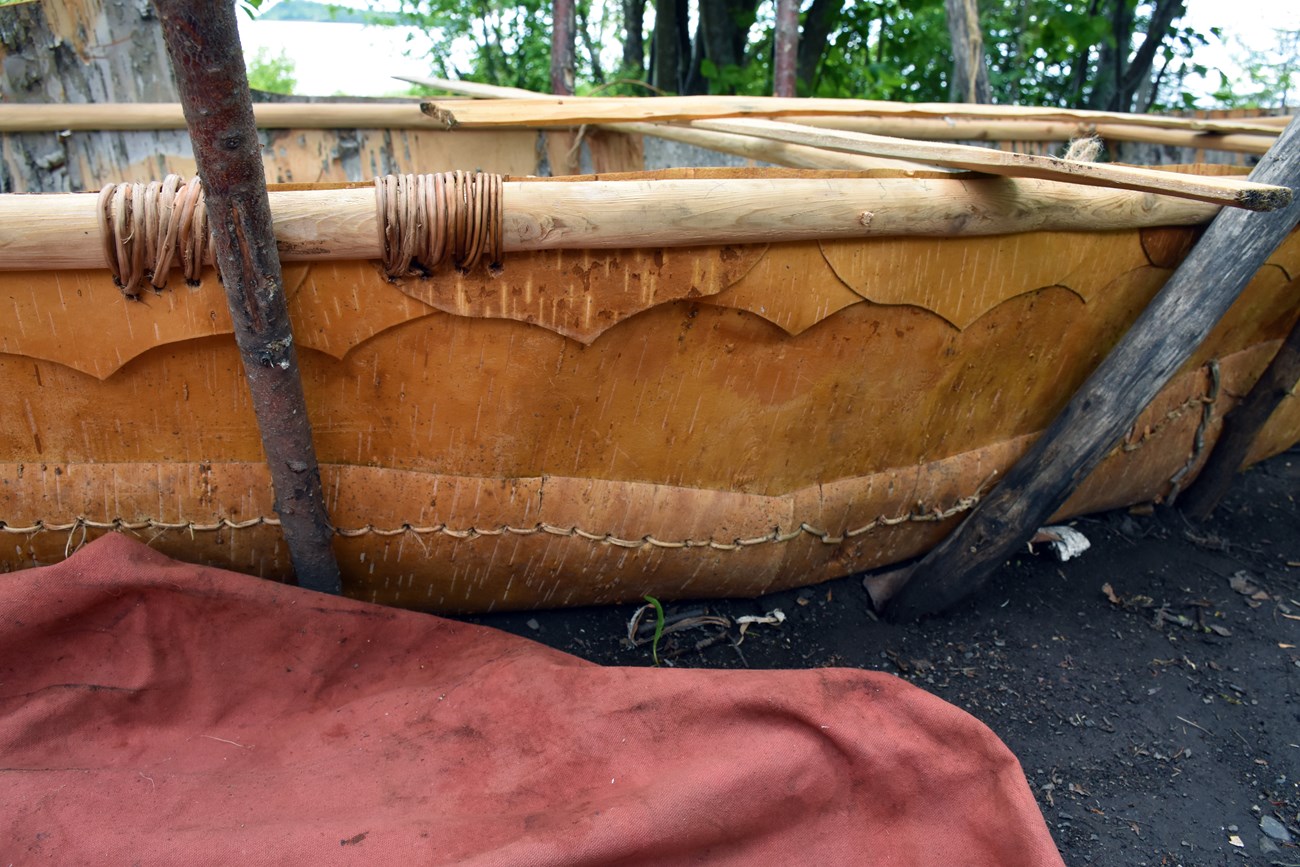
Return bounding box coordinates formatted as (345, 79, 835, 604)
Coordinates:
(397, 75, 934, 171)
(422, 96, 1287, 135)
(153, 0, 341, 595)
(0, 176, 1224, 272)
(880, 115, 1300, 621)
(1178, 318, 1300, 520)
(790, 115, 1276, 155)
(395, 76, 1281, 153)
(0, 99, 1284, 139)
(689, 118, 1290, 210)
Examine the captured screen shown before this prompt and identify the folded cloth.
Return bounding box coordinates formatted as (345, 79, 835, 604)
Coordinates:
(0, 534, 1063, 865)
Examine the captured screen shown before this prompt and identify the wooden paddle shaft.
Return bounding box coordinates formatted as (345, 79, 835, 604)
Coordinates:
(0, 177, 1221, 272)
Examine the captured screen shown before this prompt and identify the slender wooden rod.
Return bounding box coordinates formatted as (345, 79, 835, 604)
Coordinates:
(0, 98, 1284, 144)
(396, 79, 1279, 154)
(0, 176, 1223, 272)
(396, 75, 936, 171)
(880, 115, 1300, 621)
(0, 101, 441, 131)
(153, 0, 341, 595)
(690, 118, 1290, 210)
(788, 116, 1277, 155)
(422, 96, 1288, 136)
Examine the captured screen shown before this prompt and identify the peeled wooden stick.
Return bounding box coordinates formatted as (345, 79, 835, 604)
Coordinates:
(0, 175, 1222, 271)
(689, 118, 1291, 211)
(790, 115, 1277, 155)
(421, 96, 1286, 136)
(0, 101, 440, 132)
(606, 122, 939, 171)
(398, 75, 934, 171)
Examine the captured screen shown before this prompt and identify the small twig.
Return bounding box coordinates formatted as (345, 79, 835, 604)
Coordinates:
(1176, 715, 1213, 736)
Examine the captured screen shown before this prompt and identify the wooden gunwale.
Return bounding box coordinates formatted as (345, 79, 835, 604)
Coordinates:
(0, 173, 1230, 272)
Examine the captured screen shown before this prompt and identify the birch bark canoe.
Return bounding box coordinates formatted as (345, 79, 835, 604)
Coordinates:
(3, 167, 1299, 612)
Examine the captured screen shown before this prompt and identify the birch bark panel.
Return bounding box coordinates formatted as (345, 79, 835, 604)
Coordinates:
(0, 346, 1285, 612)
(5, 233, 1300, 492)
(4, 231, 1300, 609)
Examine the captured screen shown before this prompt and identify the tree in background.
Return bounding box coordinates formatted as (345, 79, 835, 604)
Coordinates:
(245, 47, 297, 94)
(1212, 27, 1298, 110)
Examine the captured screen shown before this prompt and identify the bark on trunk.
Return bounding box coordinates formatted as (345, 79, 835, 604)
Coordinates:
(773, 0, 800, 97)
(153, 0, 342, 595)
(551, 0, 577, 96)
(651, 0, 684, 92)
(796, 0, 842, 92)
(623, 0, 646, 75)
(945, 0, 991, 103)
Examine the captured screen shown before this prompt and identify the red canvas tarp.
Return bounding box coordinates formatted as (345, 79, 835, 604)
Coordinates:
(1, 535, 1064, 865)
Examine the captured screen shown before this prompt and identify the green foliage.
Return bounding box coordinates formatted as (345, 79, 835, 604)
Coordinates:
(1210, 28, 1299, 109)
(365, 0, 1214, 110)
(643, 595, 666, 666)
(245, 47, 297, 94)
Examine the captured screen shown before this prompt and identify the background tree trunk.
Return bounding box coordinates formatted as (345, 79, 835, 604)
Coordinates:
(773, 0, 800, 96)
(0, 0, 186, 192)
(796, 0, 843, 92)
(622, 0, 646, 75)
(651, 0, 690, 93)
(945, 0, 992, 103)
(551, 0, 577, 95)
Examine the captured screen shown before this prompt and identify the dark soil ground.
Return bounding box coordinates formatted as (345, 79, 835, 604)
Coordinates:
(466, 449, 1300, 866)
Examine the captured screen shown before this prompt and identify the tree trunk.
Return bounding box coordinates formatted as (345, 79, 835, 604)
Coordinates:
(623, 0, 646, 75)
(945, 0, 992, 103)
(1088, 0, 1133, 111)
(773, 0, 800, 97)
(651, 0, 687, 92)
(796, 0, 843, 92)
(551, 0, 577, 96)
(0, 0, 186, 192)
(1118, 0, 1186, 111)
(694, 0, 760, 93)
(577, 4, 606, 85)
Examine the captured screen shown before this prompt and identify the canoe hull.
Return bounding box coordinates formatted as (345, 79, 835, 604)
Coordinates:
(3, 223, 1299, 611)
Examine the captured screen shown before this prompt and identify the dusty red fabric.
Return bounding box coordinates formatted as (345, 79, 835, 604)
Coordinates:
(1, 535, 1063, 865)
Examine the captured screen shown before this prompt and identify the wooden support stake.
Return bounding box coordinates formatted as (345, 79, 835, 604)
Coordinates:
(878, 115, 1300, 621)
(1178, 316, 1300, 521)
(153, 0, 341, 595)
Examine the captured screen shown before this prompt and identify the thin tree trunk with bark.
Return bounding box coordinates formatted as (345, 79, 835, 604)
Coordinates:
(651, 0, 685, 92)
(773, 0, 800, 97)
(623, 0, 646, 74)
(945, 0, 992, 103)
(552, 0, 577, 95)
(153, 0, 342, 595)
